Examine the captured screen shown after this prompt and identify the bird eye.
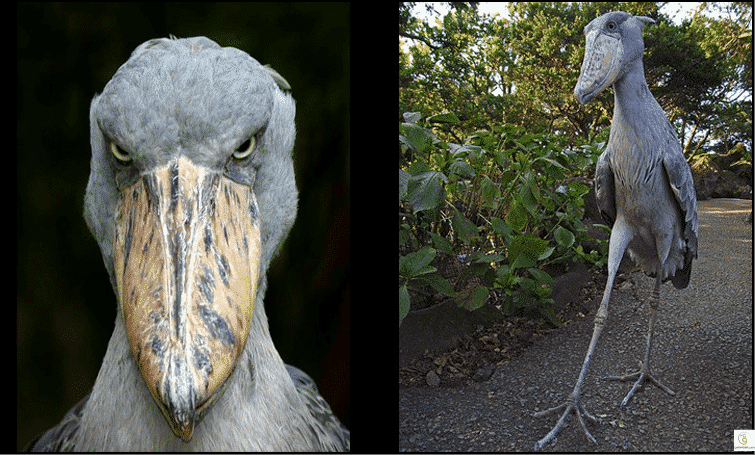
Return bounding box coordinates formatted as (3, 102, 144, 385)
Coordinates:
(607, 21, 616, 31)
(233, 136, 256, 160)
(110, 142, 132, 162)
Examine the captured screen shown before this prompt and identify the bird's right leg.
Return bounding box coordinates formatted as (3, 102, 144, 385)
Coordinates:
(532, 220, 632, 451)
(532, 307, 605, 450)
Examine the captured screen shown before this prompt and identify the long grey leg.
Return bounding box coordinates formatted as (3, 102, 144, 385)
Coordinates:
(604, 274, 675, 406)
(531, 308, 605, 450)
(532, 218, 632, 451)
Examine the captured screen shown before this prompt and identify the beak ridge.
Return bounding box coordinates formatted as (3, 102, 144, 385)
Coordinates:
(574, 30, 623, 104)
(114, 156, 261, 442)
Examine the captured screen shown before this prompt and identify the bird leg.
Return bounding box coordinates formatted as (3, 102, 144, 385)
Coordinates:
(532, 219, 632, 451)
(531, 307, 605, 450)
(604, 274, 675, 407)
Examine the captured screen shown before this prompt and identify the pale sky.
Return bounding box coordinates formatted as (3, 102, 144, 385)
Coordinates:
(412, 2, 727, 27)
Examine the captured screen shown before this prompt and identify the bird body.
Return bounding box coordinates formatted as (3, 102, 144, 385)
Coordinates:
(585, 12, 697, 288)
(533, 12, 697, 450)
(28, 37, 348, 451)
(598, 70, 696, 287)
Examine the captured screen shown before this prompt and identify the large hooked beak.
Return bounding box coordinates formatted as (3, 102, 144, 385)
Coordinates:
(574, 29, 623, 105)
(113, 156, 261, 442)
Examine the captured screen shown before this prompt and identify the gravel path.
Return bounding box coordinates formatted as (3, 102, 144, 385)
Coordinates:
(399, 198, 752, 452)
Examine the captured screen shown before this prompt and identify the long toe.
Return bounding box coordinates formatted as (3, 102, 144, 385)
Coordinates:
(604, 369, 675, 407)
(533, 400, 598, 450)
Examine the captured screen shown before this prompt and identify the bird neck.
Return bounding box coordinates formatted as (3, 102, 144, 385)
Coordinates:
(611, 58, 668, 132)
(607, 60, 672, 187)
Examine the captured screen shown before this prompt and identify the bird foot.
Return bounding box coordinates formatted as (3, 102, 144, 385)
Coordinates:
(532, 399, 598, 450)
(604, 367, 675, 407)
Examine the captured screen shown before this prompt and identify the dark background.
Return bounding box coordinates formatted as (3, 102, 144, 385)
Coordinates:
(17, 4, 350, 449)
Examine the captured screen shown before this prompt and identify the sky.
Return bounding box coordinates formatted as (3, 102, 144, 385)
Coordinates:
(412, 2, 725, 26)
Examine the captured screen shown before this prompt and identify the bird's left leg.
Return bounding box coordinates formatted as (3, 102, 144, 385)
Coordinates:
(604, 274, 675, 407)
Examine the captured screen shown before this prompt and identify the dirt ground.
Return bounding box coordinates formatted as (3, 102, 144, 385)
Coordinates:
(399, 198, 752, 452)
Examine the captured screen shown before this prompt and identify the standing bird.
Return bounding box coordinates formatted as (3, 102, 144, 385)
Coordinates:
(28, 37, 349, 451)
(533, 12, 698, 450)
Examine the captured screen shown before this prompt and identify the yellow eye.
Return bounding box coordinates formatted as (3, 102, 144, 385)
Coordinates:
(110, 142, 132, 162)
(233, 136, 256, 160)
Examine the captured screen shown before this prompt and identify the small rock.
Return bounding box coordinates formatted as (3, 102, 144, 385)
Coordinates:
(426, 370, 440, 387)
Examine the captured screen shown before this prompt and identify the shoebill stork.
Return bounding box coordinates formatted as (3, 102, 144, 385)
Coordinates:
(533, 12, 698, 450)
(28, 37, 349, 451)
